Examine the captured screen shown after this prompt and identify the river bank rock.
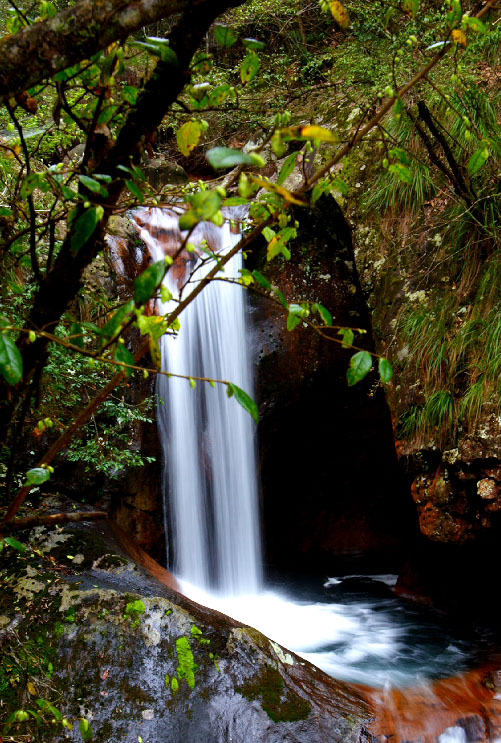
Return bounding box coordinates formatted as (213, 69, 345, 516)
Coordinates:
(0, 517, 373, 743)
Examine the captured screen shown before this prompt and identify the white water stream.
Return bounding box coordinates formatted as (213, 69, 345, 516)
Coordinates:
(141, 207, 261, 596)
(140, 208, 481, 698)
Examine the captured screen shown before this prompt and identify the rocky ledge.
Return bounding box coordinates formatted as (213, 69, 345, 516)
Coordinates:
(0, 513, 372, 743)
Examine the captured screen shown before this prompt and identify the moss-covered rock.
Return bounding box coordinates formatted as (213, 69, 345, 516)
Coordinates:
(0, 520, 371, 743)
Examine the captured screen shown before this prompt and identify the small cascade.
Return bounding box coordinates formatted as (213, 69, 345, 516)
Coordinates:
(136, 207, 262, 596)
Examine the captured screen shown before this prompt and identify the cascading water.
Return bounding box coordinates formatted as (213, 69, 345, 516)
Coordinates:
(136, 207, 261, 596)
(135, 206, 498, 741)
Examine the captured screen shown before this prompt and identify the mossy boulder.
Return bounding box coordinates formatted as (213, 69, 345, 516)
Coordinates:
(0, 519, 372, 743)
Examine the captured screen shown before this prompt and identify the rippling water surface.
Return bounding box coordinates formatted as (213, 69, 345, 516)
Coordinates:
(182, 573, 493, 688)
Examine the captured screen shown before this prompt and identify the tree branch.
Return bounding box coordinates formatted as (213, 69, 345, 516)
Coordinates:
(0, 0, 196, 102)
(4, 511, 107, 532)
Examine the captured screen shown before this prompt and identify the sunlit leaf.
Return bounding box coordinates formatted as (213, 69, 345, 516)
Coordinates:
(330, 1, 350, 29)
(462, 16, 486, 33)
(251, 176, 308, 206)
(388, 162, 413, 184)
(177, 121, 203, 157)
(301, 125, 337, 143)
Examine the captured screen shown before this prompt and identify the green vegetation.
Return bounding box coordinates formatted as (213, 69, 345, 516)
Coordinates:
(237, 665, 311, 722)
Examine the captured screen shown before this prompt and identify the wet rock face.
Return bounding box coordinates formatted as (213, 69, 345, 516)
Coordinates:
(249, 196, 415, 574)
(0, 522, 371, 743)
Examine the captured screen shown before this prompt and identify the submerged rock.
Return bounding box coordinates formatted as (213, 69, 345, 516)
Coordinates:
(0, 519, 372, 743)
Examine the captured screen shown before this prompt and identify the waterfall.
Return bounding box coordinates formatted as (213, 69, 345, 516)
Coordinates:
(137, 207, 262, 596)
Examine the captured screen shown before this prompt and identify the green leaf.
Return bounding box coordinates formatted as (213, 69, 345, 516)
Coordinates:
(467, 147, 489, 176)
(25, 467, 51, 486)
(179, 190, 223, 230)
(224, 197, 249, 206)
(214, 24, 238, 47)
(136, 313, 168, 340)
(208, 84, 233, 106)
(134, 260, 167, 305)
(243, 38, 266, 50)
(379, 357, 393, 384)
(277, 151, 300, 185)
(462, 16, 486, 33)
(389, 147, 411, 166)
(78, 175, 108, 197)
(388, 162, 413, 184)
(227, 383, 259, 423)
(161, 285, 173, 303)
(252, 270, 271, 290)
(79, 717, 93, 742)
(338, 327, 354, 348)
(115, 344, 135, 376)
(71, 207, 104, 253)
(177, 121, 203, 158)
(125, 179, 144, 202)
(171, 677, 179, 693)
(347, 350, 373, 386)
(240, 51, 260, 84)
(69, 322, 85, 348)
(4, 536, 26, 552)
(0, 206, 13, 217)
(122, 85, 139, 104)
(130, 38, 178, 64)
(0, 333, 23, 384)
(101, 301, 134, 344)
(20, 173, 42, 199)
(287, 312, 301, 331)
(314, 303, 333, 326)
(207, 147, 254, 169)
(272, 287, 288, 308)
(402, 0, 419, 16)
(312, 180, 330, 204)
(394, 97, 404, 116)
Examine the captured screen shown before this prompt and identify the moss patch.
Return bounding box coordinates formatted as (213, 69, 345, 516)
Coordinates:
(237, 665, 311, 723)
